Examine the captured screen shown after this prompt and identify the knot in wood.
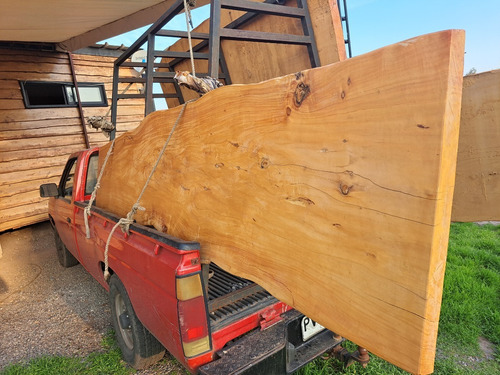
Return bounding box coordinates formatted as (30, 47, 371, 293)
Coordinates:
(294, 82, 311, 107)
(260, 157, 270, 169)
(339, 183, 352, 195)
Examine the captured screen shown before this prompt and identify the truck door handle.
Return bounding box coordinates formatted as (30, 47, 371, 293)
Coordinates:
(66, 217, 71, 223)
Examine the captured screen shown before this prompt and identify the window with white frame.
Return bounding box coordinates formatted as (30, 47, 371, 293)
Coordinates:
(19, 81, 107, 108)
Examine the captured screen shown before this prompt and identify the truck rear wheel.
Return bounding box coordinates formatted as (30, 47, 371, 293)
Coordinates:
(53, 228, 79, 268)
(108, 274, 166, 369)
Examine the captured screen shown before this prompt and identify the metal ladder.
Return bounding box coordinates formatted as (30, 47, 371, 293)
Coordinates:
(110, 0, 320, 140)
(338, 0, 352, 58)
(207, 0, 320, 77)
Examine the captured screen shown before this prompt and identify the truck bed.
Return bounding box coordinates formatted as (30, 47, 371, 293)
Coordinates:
(80, 201, 278, 332)
(207, 263, 277, 330)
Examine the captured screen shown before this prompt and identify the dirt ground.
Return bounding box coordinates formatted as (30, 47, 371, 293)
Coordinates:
(0, 221, 187, 374)
(0, 221, 111, 370)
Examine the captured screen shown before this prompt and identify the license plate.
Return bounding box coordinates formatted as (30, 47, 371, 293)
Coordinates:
(301, 316, 325, 341)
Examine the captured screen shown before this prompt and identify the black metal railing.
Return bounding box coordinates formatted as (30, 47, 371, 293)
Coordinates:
(338, 0, 352, 58)
(110, 0, 320, 140)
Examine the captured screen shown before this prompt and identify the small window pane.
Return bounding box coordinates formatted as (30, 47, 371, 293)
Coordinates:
(23, 82, 65, 106)
(79, 86, 104, 103)
(85, 154, 99, 196)
(61, 159, 77, 200)
(65, 86, 76, 104)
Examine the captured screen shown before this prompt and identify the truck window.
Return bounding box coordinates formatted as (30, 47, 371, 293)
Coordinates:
(85, 153, 99, 196)
(60, 158, 77, 200)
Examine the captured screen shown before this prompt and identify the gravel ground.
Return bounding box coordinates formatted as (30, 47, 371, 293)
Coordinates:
(0, 221, 111, 370)
(0, 221, 187, 374)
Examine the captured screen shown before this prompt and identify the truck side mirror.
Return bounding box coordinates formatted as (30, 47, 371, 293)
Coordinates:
(40, 183, 59, 197)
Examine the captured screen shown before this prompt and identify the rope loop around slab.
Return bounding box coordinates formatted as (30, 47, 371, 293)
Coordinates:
(102, 99, 195, 281)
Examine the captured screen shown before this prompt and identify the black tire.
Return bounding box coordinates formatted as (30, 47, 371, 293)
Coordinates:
(53, 228, 79, 268)
(108, 274, 165, 369)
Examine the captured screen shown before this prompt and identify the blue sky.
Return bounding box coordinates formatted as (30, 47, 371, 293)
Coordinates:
(347, 0, 500, 74)
(102, 0, 500, 74)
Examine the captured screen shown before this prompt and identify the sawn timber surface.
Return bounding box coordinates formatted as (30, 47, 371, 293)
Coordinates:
(97, 30, 465, 374)
(452, 69, 500, 222)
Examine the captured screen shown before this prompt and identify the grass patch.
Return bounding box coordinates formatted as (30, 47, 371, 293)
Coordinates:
(299, 222, 500, 375)
(0, 332, 132, 375)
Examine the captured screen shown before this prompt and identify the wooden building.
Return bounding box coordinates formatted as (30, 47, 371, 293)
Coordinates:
(0, 0, 193, 232)
(0, 44, 145, 232)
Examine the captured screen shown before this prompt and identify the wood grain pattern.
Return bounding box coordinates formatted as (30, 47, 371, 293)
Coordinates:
(161, 0, 345, 107)
(452, 70, 500, 221)
(97, 30, 465, 374)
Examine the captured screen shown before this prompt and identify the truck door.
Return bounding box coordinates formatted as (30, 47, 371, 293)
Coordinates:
(73, 151, 105, 282)
(52, 157, 79, 257)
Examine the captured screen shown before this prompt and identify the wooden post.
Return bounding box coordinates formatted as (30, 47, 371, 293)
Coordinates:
(67, 52, 90, 148)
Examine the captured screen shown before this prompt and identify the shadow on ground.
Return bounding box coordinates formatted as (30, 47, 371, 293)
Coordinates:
(0, 221, 111, 369)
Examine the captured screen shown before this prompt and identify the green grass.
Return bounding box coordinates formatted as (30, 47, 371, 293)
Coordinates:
(1, 223, 498, 374)
(0, 332, 133, 375)
(299, 222, 500, 375)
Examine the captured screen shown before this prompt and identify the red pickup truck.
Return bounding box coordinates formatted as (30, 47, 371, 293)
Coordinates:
(40, 148, 346, 374)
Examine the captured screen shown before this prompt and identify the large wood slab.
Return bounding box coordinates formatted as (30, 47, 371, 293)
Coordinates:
(452, 69, 500, 222)
(97, 30, 465, 374)
(160, 0, 346, 107)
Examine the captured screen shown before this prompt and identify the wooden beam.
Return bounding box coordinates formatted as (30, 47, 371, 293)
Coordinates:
(452, 69, 500, 222)
(96, 30, 465, 374)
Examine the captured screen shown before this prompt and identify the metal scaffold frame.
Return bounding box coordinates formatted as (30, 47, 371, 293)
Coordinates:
(109, 0, 321, 140)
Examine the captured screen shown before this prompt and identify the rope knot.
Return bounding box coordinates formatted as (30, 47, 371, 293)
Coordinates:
(131, 204, 146, 215)
(119, 204, 145, 234)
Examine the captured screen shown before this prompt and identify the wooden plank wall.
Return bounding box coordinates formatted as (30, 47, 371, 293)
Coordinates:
(0, 48, 144, 232)
(452, 69, 500, 221)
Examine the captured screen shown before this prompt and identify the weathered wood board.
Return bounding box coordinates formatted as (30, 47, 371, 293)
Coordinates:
(97, 30, 465, 374)
(160, 0, 345, 107)
(452, 69, 500, 222)
(0, 48, 143, 232)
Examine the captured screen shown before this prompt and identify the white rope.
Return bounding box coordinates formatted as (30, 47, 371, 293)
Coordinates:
(183, 0, 196, 77)
(103, 204, 145, 281)
(84, 139, 116, 238)
(103, 100, 194, 281)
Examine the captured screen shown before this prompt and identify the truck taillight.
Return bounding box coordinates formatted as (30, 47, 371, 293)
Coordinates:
(177, 252, 201, 276)
(176, 274, 211, 357)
